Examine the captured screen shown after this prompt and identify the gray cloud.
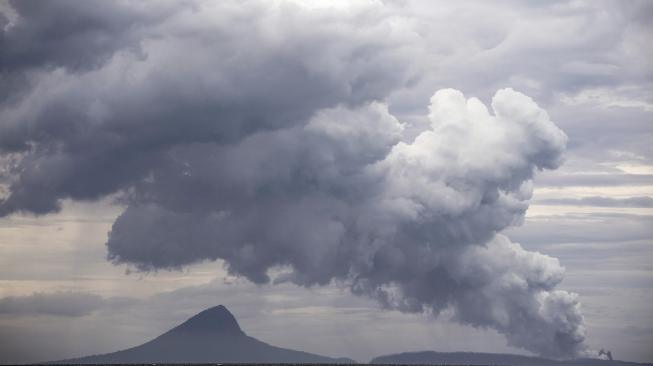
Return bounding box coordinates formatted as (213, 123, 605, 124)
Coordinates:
(506, 213, 653, 247)
(535, 196, 653, 207)
(0, 0, 169, 74)
(5, 0, 652, 360)
(102, 88, 586, 358)
(548, 104, 653, 162)
(535, 173, 653, 187)
(0, 291, 133, 317)
(0, 0, 179, 105)
(0, 1, 416, 215)
(388, 1, 653, 102)
(387, 0, 653, 171)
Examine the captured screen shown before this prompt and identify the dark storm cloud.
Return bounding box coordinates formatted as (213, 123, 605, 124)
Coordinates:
(0, 0, 416, 214)
(0, 0, 168, 73)
(0, 291, 134, 317)
(0, 0, 179, 105)
(104, 87, 587, 358)
(536, 196, 653, 207)
(5, 0, 645, 359)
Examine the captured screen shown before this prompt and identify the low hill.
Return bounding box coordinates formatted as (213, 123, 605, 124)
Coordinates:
(371, 351, 652, 366)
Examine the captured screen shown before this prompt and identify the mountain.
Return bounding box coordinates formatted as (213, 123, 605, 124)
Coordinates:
(371, 351, 653, 366)
(52, 305, 354, 364)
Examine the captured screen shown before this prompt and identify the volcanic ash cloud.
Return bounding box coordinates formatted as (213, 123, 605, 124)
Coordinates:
(106, 89, 586, 358)
(0, 1, 587, 357)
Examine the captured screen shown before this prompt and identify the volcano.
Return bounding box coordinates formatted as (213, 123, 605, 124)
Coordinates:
(52, 305, 353, 364)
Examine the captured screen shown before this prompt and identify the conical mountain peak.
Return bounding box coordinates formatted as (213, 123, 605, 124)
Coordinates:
(172, 305, 244, 335)
(51, 304, 353, 364)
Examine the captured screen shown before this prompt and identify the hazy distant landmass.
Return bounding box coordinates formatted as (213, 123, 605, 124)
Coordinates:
(50, 305, 353, 364)
(48, 305, 652, 365)
(372, 351, 653, 366)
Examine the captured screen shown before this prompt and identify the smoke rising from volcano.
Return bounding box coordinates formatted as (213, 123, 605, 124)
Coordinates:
(106, 89, 585, 358)
(0, 0, 588, 359)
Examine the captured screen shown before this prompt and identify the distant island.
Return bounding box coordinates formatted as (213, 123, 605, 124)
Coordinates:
(50, 305, 353, 364)
(372, 350, 653, 366)
(47, 305, 652, 365)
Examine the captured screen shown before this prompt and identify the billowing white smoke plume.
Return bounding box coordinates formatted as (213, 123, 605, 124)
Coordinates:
(106, 89, 586, 358)
(0, 0, 588, 359)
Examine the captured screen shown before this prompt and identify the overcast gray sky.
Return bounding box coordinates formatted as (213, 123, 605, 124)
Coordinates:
(0, 0, 651, 364)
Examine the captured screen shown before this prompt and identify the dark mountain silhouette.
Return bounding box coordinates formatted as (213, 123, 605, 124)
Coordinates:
(51, 305, 354, 364)
(371, 351, 653, 366)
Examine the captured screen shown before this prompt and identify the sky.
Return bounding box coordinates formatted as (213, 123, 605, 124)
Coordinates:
(0, 0, 652, 364)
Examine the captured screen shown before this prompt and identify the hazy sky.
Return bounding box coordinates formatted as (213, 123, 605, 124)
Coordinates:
(0, 0, 651, 364)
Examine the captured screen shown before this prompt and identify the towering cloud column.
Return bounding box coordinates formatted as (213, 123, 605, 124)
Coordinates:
(0, 1, 588, 358)
(104, 89, 586, 358)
